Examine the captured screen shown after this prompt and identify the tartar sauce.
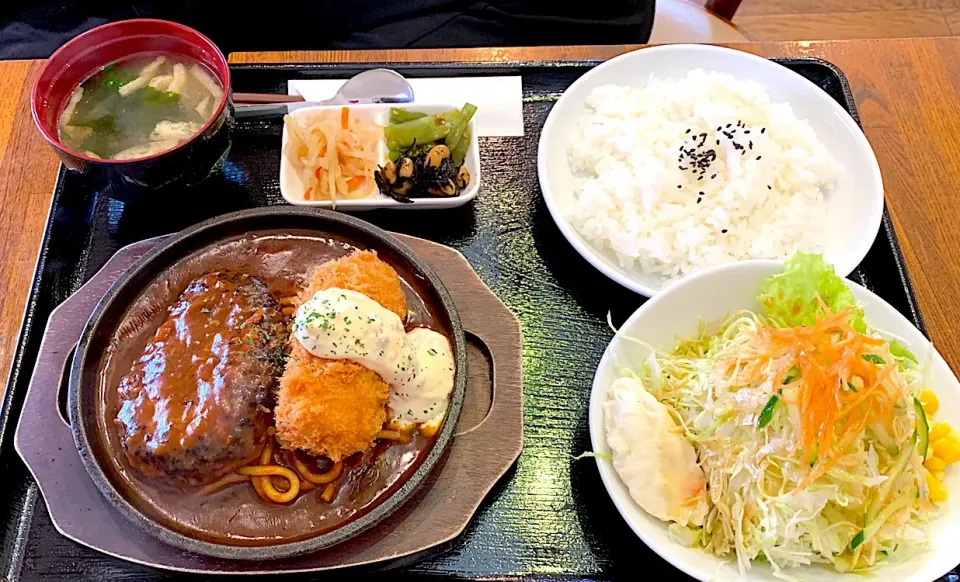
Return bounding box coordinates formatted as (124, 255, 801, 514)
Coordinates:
(393, 328, 455, 429)
(293, 288, 455, 427)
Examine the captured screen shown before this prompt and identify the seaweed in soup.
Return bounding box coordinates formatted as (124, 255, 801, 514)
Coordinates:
(58, 54, 223, 161)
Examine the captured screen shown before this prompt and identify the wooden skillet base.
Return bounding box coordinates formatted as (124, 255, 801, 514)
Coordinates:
(14, 233, 523, 574)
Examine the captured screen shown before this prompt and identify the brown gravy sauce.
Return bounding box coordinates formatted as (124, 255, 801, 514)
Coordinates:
(95, 231, 451, 545)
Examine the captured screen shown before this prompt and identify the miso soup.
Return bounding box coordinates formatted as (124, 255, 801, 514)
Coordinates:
(58, 54, 223, 161)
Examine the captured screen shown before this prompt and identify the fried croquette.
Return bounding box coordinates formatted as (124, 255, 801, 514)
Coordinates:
(275, 250, 406, 460)
(276, 342, 388, 461)
(296, 250, 407, 319)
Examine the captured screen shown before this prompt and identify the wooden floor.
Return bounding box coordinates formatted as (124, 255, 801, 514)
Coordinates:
(716, 0, 960, 40)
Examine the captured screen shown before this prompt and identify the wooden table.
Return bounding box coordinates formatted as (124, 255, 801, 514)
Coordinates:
(5, 39, 960, 394)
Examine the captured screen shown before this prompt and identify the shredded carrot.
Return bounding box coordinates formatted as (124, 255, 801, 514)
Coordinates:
(346, 175, 365, 189)
(341, 106, 349, 129)
(745, 300, 904, 490)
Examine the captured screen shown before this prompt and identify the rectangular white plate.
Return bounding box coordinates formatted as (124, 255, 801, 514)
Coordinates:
(279, 103, 480, 210)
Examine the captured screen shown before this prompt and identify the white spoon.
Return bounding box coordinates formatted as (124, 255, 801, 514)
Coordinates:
(234, 69, 415, 120)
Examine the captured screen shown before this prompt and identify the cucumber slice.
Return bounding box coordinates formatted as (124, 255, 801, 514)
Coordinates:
(782, 366, 800, 385)
(865, 440, 914, 526)
(850, 530, 865, 550)
(868, 422, 900, 456)
(852, 491, 916, 550)
(915, 397, 929, 460)
(757, 395, 780, 429)
(807, 442, 819, 467)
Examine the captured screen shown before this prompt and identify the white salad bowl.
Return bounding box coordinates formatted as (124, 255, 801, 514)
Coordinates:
(279, 103, 480, 210)
(538, 44, 884, 297)
(588, 260, 960, 582)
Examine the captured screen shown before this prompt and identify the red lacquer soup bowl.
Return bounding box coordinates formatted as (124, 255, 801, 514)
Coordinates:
(32, 19, 233, 190)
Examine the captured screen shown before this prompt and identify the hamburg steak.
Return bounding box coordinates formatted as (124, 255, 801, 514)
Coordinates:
(116, 272, 288, 486)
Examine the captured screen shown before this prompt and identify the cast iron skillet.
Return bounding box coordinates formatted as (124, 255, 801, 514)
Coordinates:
(68, 207, 467, 560)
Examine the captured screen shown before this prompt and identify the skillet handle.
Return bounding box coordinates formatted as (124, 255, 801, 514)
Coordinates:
(14, 237, 168, 485)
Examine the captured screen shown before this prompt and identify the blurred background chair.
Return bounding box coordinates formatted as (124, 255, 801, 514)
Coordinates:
(651, 0, 747, 43)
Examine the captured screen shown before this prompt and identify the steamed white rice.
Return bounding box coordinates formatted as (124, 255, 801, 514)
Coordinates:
(567, 69, 842, 283)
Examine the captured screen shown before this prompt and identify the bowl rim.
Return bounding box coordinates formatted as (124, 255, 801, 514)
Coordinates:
(536, 43, 885, 297)
(31, 18, 231, 166)
(587, 258, 959, 581)
(67, 207, 468, 560)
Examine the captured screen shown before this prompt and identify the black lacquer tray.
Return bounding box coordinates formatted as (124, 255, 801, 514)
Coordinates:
(0, 57, 948, 581)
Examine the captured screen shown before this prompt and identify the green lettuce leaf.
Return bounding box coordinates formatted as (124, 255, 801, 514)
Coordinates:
(890, 339, 918, 370)
(757, 252, 864, 331)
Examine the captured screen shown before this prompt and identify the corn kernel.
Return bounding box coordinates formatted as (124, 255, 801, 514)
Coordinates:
(931, 438, 950, 459)
(935, 471, 947, 481)
(920, 390, 940, 415)
(925, 469, 949, 502)
(931, 422, 952, 442)
(925, 456, 947, 472)
(941, 439, 960, 464)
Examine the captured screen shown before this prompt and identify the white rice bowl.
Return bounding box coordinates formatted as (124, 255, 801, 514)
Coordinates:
(567, 70, 842, 282)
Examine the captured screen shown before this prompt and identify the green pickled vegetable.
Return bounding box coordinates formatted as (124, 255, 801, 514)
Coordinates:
(387, 147, 401, 162)
(757, 395, 780, 429)
(383, 110, 457, 148)
(444, 102, 478, 152)
(389, 108, 427, 124)
(452, 128, 471, 165)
